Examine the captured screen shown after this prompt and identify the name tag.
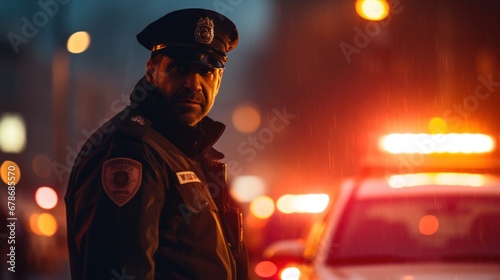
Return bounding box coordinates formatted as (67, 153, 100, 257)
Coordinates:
(176, 171, 201, 185)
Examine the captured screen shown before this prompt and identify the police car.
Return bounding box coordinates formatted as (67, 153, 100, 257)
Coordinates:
(260, 132, 500, 280)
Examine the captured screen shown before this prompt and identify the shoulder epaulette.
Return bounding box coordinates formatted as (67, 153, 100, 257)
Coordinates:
(115, 113, 152, 142)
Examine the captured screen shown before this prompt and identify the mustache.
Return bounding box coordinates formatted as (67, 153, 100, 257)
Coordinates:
(173, 89, 205, 103)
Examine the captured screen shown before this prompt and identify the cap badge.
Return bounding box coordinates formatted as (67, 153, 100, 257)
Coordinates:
(194, 17, 214, 45)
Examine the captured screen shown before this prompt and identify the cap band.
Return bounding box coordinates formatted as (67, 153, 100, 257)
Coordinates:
(153, 47, 226, 68)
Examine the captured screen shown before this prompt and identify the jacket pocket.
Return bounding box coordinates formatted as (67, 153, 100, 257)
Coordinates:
(175, 181, 217, 214)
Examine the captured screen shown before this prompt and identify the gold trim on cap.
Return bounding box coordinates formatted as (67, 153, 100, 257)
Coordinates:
(152, 44, 167, 52)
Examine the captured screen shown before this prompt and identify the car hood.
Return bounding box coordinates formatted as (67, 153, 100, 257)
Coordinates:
(315, 263, 500, 280)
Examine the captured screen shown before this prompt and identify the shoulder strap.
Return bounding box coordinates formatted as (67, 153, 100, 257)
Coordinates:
(143, 127, 206, 180)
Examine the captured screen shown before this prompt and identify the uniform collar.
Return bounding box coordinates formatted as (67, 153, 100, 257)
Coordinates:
(131, 76, 225, 159)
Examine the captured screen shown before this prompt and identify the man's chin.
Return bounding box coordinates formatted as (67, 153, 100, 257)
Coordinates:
(176, 113, 203, 127)
(173, 105, 206, 126)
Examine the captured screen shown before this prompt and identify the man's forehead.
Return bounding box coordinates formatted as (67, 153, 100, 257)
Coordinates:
(159, 55, 218, 70)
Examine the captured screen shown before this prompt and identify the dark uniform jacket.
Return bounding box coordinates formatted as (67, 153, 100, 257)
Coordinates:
(65, 77, 246, 280)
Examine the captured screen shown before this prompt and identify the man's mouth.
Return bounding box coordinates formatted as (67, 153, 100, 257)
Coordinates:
(178, 99, 199, 104)
(176, 99, 202, 108)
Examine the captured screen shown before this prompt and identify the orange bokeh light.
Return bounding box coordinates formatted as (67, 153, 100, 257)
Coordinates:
(232, 103, 261, 133)
(250, 196, 275, 219)
(419, 215, 439, 236)
(254, 261, 278, 278)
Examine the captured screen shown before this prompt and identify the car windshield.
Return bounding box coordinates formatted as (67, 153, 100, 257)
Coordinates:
(326, 193, 500, 266)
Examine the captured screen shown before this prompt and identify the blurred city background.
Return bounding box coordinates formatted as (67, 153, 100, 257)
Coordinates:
(1, 0, 500, 279)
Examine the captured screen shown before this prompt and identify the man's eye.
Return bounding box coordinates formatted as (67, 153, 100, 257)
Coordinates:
(200, 68, 215, 77)
(171, 64, 187, 73)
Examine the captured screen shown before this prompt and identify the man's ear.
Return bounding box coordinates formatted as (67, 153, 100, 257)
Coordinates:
(215, 69, 224, 92)
(146, 59, 155, 83)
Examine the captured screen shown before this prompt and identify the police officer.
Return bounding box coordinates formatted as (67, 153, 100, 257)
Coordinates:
(65, 8, 248, 280)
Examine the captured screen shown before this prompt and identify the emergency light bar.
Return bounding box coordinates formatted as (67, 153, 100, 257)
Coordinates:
(276, 194, 330, 214)
(388, 172, 488, 188)
(379, 133, 495, 154)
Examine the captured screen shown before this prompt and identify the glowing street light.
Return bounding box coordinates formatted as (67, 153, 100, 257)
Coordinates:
(0, 113, 26, 153)
(35, 186, 58, 210)
(355, 0, 390, 21)
(67, 31, 91, 54)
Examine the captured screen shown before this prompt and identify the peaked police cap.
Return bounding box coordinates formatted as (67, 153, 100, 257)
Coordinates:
(136, 8, 239, 68)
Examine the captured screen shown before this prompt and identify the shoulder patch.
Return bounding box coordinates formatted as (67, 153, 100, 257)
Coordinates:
(102, 158, 142, 206)
(176, 171, 201, 185)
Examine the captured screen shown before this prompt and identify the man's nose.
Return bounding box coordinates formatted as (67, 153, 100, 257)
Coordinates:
(184, 72, 202, 92)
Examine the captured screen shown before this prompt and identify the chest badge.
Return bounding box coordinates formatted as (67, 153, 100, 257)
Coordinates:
(176, 171, 201, 185)
(102, 158, 142, 206)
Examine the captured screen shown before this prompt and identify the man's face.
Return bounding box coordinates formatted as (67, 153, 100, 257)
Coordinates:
(145, 55, 223, 126)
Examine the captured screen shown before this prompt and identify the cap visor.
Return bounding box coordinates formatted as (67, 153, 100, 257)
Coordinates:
(156, 48, 224, 68)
